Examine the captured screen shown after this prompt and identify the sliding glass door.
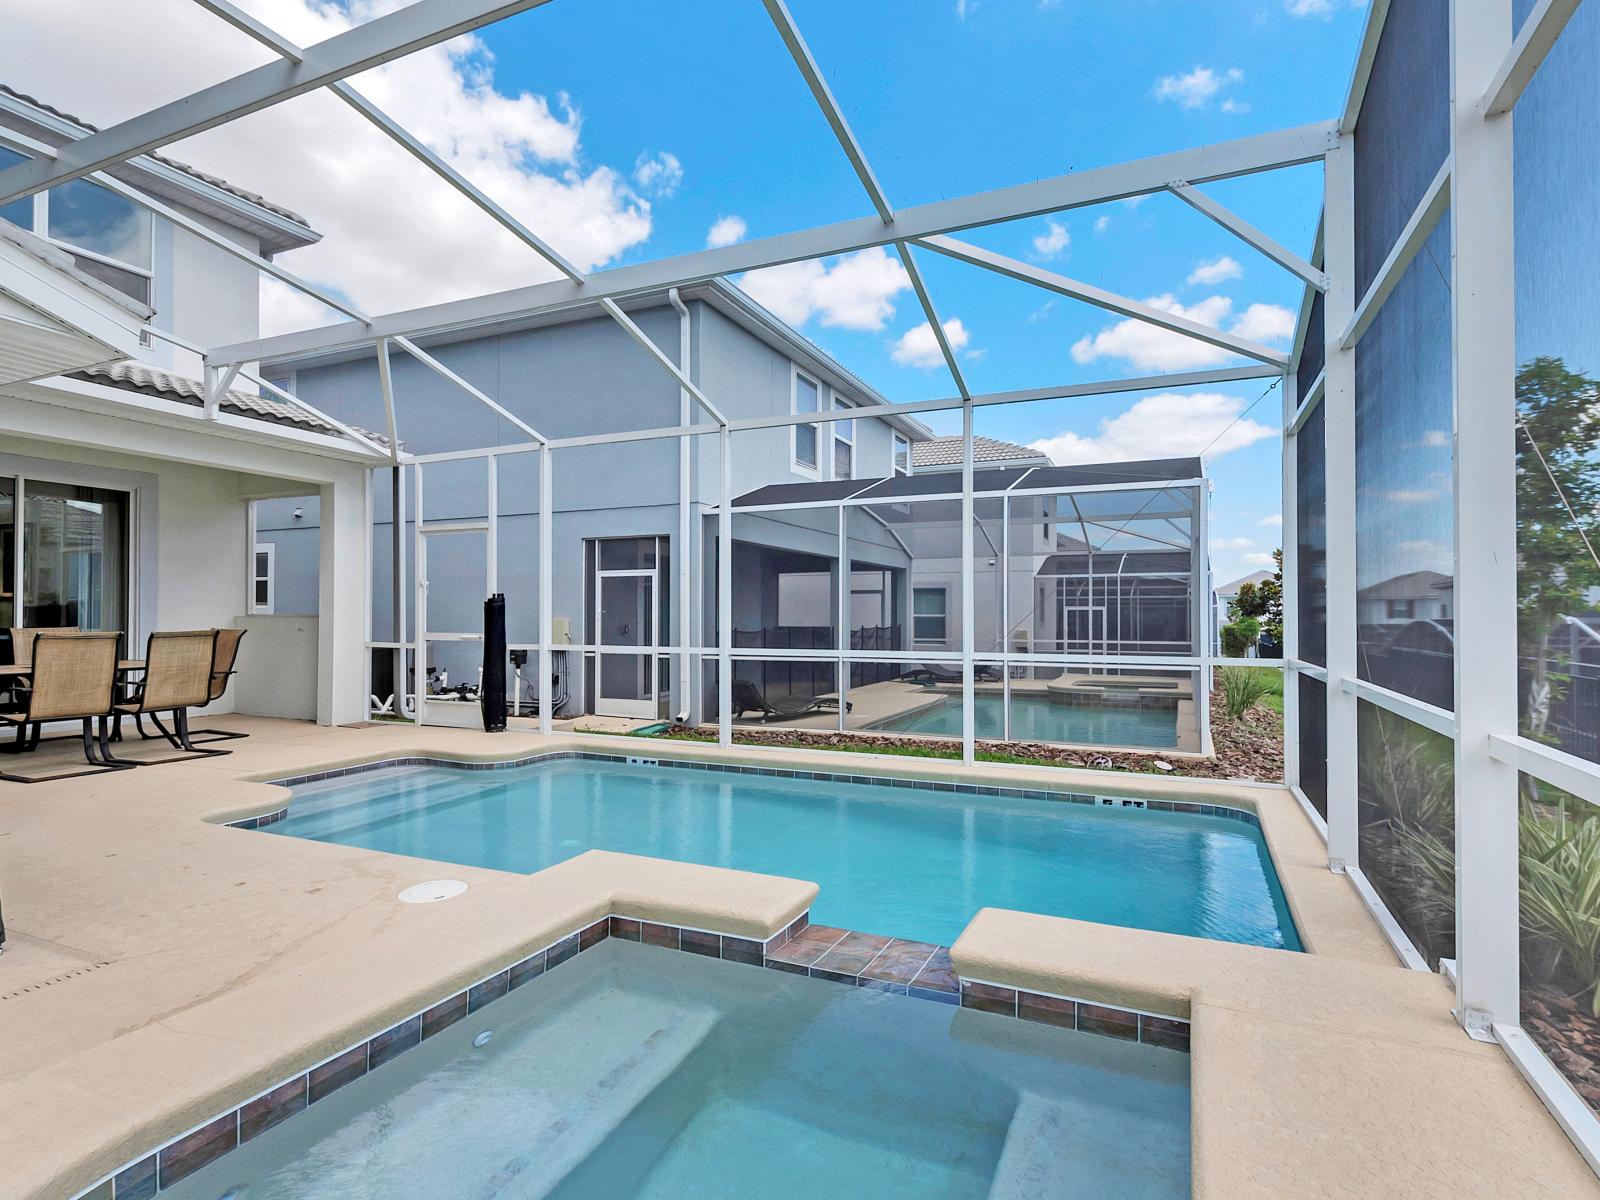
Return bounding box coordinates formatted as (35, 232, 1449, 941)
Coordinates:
(0, 476, 130, 640)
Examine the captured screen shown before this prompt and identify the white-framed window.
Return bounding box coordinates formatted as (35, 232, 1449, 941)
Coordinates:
(0, 145, 154, 305)
(792, 369, 820, 474)
(251, 543, 275, 614)
(893, 433, 911, 476)
(913, 586, 948, 645)
(833, 395, 854, 480)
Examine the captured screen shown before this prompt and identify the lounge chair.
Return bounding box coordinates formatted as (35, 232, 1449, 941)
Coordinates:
(114, 630, 230, 760)
(0, 631, 131, 782)
(905, 662, 1003, 684)
(731, 679, 851, 720)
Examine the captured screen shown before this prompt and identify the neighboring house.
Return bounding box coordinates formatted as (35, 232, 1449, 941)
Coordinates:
(910, 434, 1049, 473)
(0, 85, 379, 725)
(1214, 568, 1275, 654)
(261, 278, 934, 720)
(1356, 568, 1453, 627)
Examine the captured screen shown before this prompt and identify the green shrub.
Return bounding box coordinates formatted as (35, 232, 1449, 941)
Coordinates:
(1220, 619, 1257, 658)
(1219, 665, 1274, 719)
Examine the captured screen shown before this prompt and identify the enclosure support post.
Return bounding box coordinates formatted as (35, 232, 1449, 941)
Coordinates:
(961, 402, 976, 765)
(1281, 372, 1300, 789)
(718, 427, 733, 749)
(1196, 472, 1212, 755)
(1323, 132, 1360, 873)
(538, 444, 553, 736)
(1001, 493, 1011, 743)
(837, 505, 849, 733)
(1450, 0, 1520, 1037)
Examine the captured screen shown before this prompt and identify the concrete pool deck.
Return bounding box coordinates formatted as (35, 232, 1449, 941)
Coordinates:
(0, 715, 1593, 1198)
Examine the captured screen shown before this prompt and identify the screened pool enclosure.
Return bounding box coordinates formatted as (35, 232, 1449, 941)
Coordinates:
(4, 0, 1600, 1175)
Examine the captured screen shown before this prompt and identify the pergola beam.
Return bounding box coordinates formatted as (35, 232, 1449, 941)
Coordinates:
(919, 234, 1290, 368)
(210, 120, 1336, 366)
(389, 335, 547, 444)
(1167, 182, 1327, 291)
(0, 0, 560, 204)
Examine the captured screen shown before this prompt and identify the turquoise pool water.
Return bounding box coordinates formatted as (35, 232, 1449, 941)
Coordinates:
(273, 759, 1300, 950)
(875, 691, 1179, 748)
(160, 941, 1191, 1200)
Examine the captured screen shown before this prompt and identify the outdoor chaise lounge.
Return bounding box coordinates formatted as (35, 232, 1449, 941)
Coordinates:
(905, 663, 1003, 684)
(114, 630, 231, 760)
(0, 631, 131, 782)
(731, 679, 852, 721)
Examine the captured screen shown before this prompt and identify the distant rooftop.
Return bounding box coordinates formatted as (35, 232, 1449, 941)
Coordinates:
(912, 434, 1048, 468)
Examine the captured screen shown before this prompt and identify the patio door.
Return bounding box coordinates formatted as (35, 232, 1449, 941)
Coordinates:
(594, 566, 657, 717)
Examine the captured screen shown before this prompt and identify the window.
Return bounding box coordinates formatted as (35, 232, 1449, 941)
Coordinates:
(19, 481, 128, 633)
(0, 147, 154, 305)
(793, 371, 820, 472)
(913, 587, 947, 645)
(1386, 599, 1415, 620)
(893, 433, 910, 476)
(252, 544, 275, 614)
(833, 395, 853, 480)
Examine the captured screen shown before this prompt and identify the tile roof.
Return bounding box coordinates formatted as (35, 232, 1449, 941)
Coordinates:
(68, 360, 383, 443)
(0, 85, 312, 231)
(911, 435, 1049, 467)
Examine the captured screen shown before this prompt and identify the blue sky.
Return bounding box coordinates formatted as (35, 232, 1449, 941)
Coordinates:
(6, 0, 1373, 583)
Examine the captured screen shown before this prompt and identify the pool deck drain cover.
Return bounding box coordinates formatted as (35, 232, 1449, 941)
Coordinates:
(398, 879, 468, 904)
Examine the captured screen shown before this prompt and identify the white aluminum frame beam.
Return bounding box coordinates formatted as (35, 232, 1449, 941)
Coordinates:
(898, 243, 971, 399)
(599, 298, 727, 425)
(1485, 0, 1584, 115)
(1340, 158, 1451, 349)
(245, 370, 392, 459)
(188, 0, 582, 281)
(211, 121, 1337, 365)
(1168, 182, 1327, 291)
(0, 0, 561, 204)
(375, 338, 400, 463)
(389, 335, 546, 444)
(919, 235, 1290, 368)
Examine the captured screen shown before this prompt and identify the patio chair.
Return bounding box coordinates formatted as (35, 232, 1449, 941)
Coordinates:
(0, 631, 130, 783)
(137, 627, 248, 746)
(905, 662, 1003, 684)
(113, 630, 230, 760)
(731, 679, 851, 721)
(4, 625, 80, 709)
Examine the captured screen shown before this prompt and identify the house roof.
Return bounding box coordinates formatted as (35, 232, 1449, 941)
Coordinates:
(1356, 569, 1453, 601)
(912, 435, 1048, 468)
(1217, 569, 1275, 596)
(66, 360, 382, 442)
(0, 85, 318, 253)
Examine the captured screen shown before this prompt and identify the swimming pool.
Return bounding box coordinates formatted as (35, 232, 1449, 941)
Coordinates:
(158, 940, 1191, 1200)
(270, 756, 1300, 950)
(874, 691, 1179, 747)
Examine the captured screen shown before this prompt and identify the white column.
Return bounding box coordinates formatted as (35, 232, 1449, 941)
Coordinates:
(1450, 0, 1520, 1036)
(961, 402, 976, 764)
(1281, 372, 1301, 787)
(538, 444, 553, 735)
(1196, 474, 1212, 755)
(718, 427, 732, 747)
(316, 466, 371, 725)
(837, 504, 849, 731)
(1323, 134, 1360, 872)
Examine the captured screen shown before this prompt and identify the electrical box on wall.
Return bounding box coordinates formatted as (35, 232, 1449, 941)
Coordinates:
(550, 617, 572, 644)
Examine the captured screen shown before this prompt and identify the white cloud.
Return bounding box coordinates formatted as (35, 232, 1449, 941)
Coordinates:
(1070, 294, 1295, 371)
(1384, 488, 1439, 504)
(1026, 299, 1057, 324)
(739, 247, 910, 331)
(1242, 552, 1277, 567)
(1213, 536, 1255, 550)
(1027, 392, 1277, 465)
(891, 317, 971, 368)
(0, 1, 663, 336)
(1031, 219, 1070, 260)
(956, 0, 976, 17)
(1152, 66, 1244, 111)
(1093, 214, 1111, 235)
(1219, 98, 1251, 115)
(1259, 513, 1283, 527)
(706, 214, 747, 248)
(1417, 429, 1452, 449)
(1287, 0, 1365, 17)
(1231, 302, 1297, 342)
(1188, 256, 1242, 286)
(633, 150, 683, 197)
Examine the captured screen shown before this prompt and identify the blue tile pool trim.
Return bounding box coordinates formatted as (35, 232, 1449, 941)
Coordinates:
(236, 749, 1263, 830)
(70, 906, 1186, 1200)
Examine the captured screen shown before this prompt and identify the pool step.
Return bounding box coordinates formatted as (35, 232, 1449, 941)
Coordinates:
(986, 1093, 1079, 1199)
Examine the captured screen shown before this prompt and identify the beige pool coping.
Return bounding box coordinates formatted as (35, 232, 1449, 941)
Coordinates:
(0, 715, 1592, 1198)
